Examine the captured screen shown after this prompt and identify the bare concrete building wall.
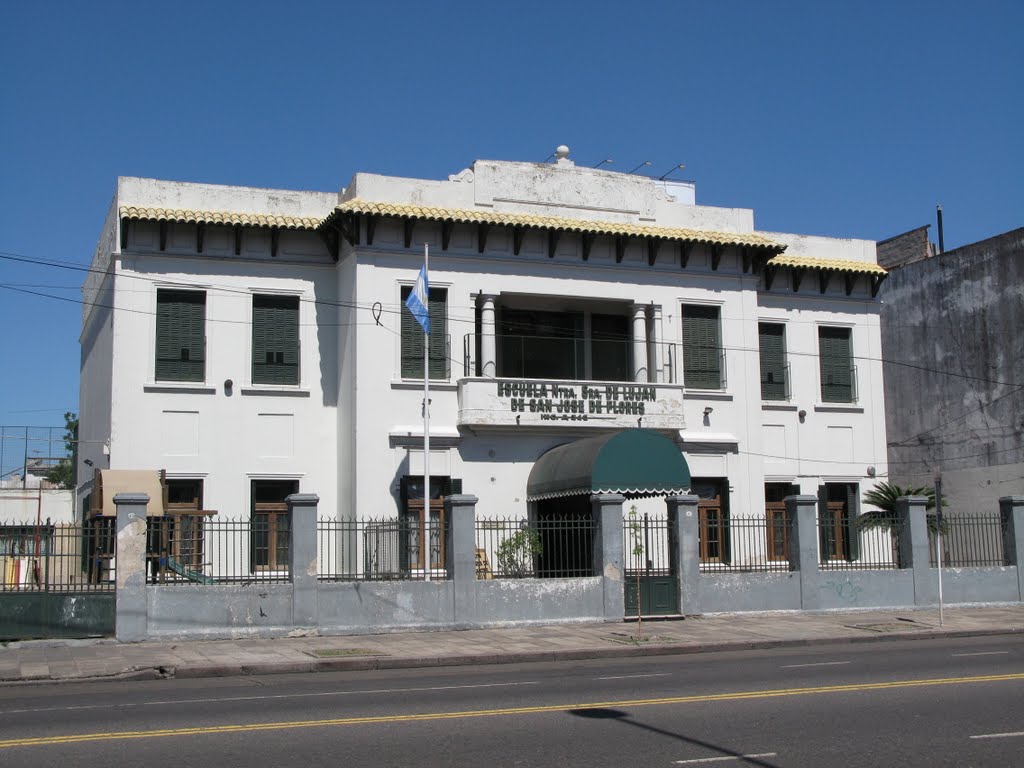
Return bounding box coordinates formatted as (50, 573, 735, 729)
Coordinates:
(880, 227, 1024, 513)
(876, 225, 935, 269)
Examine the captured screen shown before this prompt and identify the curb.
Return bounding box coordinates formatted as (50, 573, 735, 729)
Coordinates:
(2, 625, 1021, 686)
(164, 625, 1024, 681)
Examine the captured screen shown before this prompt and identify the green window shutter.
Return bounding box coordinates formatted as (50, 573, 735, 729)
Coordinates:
(819, 327, 852, 402)
(682, 305, 721, 389)
(817, 485, 832, 561)
(252, 295, 299, 385)
(401, 286, 448, 380)
(156, 290, 206, 382)
(844, 483, 860, 561)
(758, 323, 786, 400)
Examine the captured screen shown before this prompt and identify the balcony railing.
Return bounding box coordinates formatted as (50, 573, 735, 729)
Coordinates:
(761, 361, 791, 401)
(462, 333, 679, 384)
(681, 346, 728, 390)
(821, 363, 858, 404)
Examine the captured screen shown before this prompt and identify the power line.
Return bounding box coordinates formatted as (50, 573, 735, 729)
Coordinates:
(5, 248, 1023, 389)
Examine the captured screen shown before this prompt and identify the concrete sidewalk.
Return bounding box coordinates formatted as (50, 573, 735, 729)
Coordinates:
(2, 605, 1023, 685)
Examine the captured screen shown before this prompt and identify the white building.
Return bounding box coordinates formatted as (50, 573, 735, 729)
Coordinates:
(79, 147, 889, 574)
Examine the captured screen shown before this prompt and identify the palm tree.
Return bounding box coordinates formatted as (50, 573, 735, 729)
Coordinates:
(858, 481, 948, 565)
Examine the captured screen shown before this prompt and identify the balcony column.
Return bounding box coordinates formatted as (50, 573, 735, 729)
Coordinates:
(480, 294, 497, 379)
(631, 303, 649, 383)
(648, 304, 663, 383)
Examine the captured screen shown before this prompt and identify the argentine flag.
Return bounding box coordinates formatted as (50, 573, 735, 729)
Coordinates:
(405, 265, 430, 335)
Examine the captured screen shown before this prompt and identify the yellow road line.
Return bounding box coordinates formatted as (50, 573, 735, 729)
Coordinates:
(2, 672, 1023, 750)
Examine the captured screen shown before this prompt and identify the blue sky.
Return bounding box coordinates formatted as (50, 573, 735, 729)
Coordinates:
(0, 0, 1021, 442)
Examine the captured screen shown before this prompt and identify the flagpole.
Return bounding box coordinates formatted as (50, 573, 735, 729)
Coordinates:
(423, 243, 431, 582)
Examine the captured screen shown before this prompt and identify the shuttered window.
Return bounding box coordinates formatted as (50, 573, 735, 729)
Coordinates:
(155, 289, 206, 382)
(252, 295, 300, 385)
(818, 327, 854, 403)
(682, 305, 723, 389)
(401, 286, 448, 380)
(758, 323, 787, 401)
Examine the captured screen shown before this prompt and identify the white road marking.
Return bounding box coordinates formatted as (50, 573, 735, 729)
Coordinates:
(0, 680, 540, 715)
(780, 661, 851, 669)
(970, 731, 1024, 740)
(596, 673, 672, 680)
(675, 753, 777, 764)
(952, 651, 1010, 657)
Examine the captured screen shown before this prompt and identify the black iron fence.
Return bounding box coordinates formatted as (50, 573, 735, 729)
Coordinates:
(818, 513, 902, 570)
(699, 514, 793, 573)
(0, 520, 114, 592)
(318, 517, 450, 581)
(476, 514, 596, 579)
(929, 513, 1008, 567)
(622, 511, 673, 577)
(146, 516, 290, 585)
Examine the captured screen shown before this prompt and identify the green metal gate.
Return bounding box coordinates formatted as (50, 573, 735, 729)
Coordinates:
(623, 510, 679, 617)
(1, 518, 115, 640)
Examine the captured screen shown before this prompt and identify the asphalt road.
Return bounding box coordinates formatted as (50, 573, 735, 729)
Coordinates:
(1, 634, 1023, 767)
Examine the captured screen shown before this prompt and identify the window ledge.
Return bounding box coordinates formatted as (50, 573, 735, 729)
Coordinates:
(391, 379, 458, 391)
(814, 403, 864, 413)
(683, 390, 734, 402)
(762, 402, 798, 411)
(240, 387, 311, 398)
(144, 383, 217, 394)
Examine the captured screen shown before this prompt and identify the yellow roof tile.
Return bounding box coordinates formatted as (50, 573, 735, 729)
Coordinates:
(766, 254, 887, 276)
(119, 206, 321, 231)
(328, 199, 784, 250)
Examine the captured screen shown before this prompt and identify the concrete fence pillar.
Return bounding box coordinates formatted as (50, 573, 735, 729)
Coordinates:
(114, 492, 149, 642)
(287, 493, 319, 629)
(592, 493, 625, 622)
(999, 496, 1024, 600)
(785, 495, 820, 610)
(896, 495, 933, 606)
(667, 495, 700, 615)
(445, 494, 479, 626)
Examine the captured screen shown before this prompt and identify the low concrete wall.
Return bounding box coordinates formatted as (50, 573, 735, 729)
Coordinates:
(473, 577, 604, 626)
(934, 567, 1020, 605)
(700, 572, 801, 613)
(318, 581, 455, 634)
(147, 584, 295, 640)
(0, 592, 114, 640)
(811, 570, 916, 611)
(110, 494, 1024, 641)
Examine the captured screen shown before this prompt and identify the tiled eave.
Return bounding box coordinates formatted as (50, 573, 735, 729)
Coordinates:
(119, 206, 321, 230)
(320, 199, 786, 266)
(764, 254, 888, 297)
(118, 206, 322, 257)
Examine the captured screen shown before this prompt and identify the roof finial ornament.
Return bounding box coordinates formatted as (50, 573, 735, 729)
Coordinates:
(553, 144, 574, 168)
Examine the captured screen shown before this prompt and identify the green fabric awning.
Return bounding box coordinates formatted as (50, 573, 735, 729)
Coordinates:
(527, 430, 691, 501)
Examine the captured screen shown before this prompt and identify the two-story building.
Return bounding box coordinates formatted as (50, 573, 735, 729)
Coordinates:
(78, 147, 889, 576)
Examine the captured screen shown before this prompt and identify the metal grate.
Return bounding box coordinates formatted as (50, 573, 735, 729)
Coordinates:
(819, 513, 902, 571)
(145, 516, 291, 585)
(699, 514, 793, 573)
(930, 513, 1007, 567)
(476, 514, 596, 579)
(318, 517, 450, 581)
(622, 511, 673, 577)
(1, 520, 114, 592)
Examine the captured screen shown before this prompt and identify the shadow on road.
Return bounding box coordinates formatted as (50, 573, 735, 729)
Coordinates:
(567, 707, 781, 767)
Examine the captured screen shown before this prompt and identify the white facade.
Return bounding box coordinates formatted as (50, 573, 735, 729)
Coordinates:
(79, 151, 889, 551)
